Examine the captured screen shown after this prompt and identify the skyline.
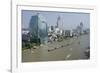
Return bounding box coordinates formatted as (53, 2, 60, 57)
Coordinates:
(22, 10, 90, 30)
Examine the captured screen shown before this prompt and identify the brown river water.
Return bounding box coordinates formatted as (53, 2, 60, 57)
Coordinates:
(22, 34, 90, 62)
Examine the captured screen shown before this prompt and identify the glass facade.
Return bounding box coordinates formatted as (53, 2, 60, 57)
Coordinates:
(29, 14, 48, 44)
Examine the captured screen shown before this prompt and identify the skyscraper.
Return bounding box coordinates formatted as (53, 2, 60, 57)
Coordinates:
(56, 16, 63, 30)
(29, 13, 48, 44)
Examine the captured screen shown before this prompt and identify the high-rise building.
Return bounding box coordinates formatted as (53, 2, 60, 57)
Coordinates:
(29, 13, 48, 44)
(56, 16, 63, 30)
(76, 22, 84, 35)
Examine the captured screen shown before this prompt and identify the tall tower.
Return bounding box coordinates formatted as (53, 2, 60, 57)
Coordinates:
(80, 22, 84, 33)
(56, 16, 63, 30)
(29, 13, 48, 44)
(80, 22, 83, 28)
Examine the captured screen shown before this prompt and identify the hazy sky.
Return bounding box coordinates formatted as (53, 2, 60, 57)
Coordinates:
(22, 10, 90, 30)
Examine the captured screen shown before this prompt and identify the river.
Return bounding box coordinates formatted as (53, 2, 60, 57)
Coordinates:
(22, 34, 90, 62)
